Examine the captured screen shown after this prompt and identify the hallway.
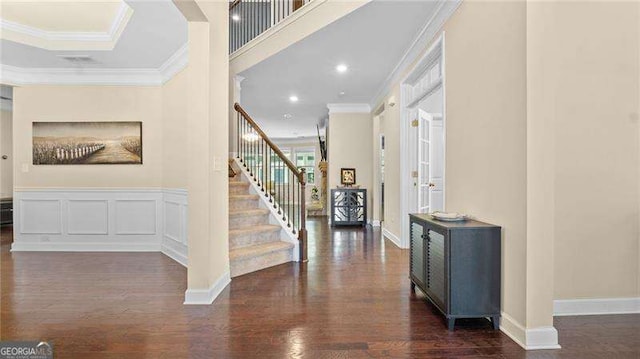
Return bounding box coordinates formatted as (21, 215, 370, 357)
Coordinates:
(1, 221, 637, 358)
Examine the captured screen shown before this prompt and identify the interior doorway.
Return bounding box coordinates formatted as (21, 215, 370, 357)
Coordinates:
(0, 85, 13, 234)
(416, 110, 444, 213)
(399, 33, 446, 248)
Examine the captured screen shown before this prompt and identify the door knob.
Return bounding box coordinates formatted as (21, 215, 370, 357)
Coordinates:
(1, 155, 7, 160)
(428, 183, 435, 188)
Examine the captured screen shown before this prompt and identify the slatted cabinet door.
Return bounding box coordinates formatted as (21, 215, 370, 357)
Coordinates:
(426, 229, 447, 312)
(410, 221, 427, 289)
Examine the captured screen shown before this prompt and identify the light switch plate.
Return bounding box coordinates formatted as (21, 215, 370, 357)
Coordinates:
(21, 163, 29, 173)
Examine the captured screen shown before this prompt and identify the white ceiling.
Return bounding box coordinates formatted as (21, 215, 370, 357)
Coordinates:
(0, 1, 187, 69)
(239, 0, 440, 138)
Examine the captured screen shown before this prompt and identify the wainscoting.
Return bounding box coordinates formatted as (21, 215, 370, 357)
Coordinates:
(161, 189, 188, 266)
(12, 188, 188, 266)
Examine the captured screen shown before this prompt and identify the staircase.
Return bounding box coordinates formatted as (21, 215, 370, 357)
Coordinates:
(228, 163, 295, 277)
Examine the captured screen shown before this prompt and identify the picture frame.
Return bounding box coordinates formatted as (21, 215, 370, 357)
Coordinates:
(32, 121, 143, 165)
(340, 168, 356, 186)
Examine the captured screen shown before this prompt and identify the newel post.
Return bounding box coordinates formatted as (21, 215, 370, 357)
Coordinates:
(299, 168, 308, 262)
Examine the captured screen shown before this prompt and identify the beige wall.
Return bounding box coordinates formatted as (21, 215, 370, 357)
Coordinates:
(13, 86, 163, 189)
(375, 0, 640, 334)
(444, 0, 529, 326)
(162, 69, 189, 189)
(375, 1, 529, 327)
(181, 1, 230, 295)
(0, 110, 12, 198)
(543, 1, 639, 301)
(328, 112, 373, 221)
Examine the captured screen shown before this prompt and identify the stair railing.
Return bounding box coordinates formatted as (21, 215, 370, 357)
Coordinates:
(229, 0, 312, 54)
(234, 103, 308, 262)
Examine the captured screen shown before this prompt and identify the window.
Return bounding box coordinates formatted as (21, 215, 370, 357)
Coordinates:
(271, 150, 291, 184)
(296, 150, 315, 184)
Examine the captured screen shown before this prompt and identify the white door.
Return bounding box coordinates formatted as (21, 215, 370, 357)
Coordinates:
(417, 109, 444, 213)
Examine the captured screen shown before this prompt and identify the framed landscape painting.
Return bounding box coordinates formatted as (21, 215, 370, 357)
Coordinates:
(32, 122, 142, 165)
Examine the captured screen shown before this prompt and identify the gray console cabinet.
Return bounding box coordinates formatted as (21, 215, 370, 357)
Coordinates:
(409, 214, 501, 331)
(331, 189, 367, 226)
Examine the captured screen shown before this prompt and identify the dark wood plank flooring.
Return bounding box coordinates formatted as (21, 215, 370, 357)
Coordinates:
(1, 220, 638, 358)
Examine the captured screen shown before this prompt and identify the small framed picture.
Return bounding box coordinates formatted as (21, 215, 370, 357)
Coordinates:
(340, 168, 356, 185)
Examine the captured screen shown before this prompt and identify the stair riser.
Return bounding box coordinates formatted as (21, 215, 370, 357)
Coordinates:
(229, 184, 250, 195)
(230, 248, 293, 277)
(229, 214, 270, 230)
(229, 198, 260, 210)
(230, 229, 280, 249)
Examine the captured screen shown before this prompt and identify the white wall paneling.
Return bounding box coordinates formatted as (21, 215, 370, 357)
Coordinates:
(18, 199, 62, 234)
(115, 199, 158, 235)
(67, 200, 109, 235)
(161, 189, 188, 267)
(12, 188, 188, 265)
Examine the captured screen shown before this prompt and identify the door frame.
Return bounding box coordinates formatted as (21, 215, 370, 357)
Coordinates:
(379, 132, 385, 223)
(399, 33, 446, 248)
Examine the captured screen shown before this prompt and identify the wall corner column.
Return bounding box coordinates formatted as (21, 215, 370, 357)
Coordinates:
(175, 0, 230, 305)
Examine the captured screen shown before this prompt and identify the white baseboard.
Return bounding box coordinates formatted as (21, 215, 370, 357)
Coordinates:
(161, 241, 187, 267)
(500, 312, 560, 350)
(382, 227, 402, 248)
(554, 297, 640, 316)
(184, 271, 231, 305)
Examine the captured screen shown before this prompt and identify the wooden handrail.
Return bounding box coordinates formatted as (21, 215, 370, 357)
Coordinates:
(229, 0, 241, 10)
(234, 103, 305, 184)
(234, 102, 308, 262)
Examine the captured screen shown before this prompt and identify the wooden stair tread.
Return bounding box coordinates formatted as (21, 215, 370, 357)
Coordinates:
(230, 241, 294, 261)
(229, 194, 260, 200)
(229, 208, 270, 217)
(229, 224, 280, 237)
(229, 181, 249, 186)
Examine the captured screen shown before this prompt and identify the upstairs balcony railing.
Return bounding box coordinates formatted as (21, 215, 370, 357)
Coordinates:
(234, 103, 308, 262)
(229, 0, 312, 53)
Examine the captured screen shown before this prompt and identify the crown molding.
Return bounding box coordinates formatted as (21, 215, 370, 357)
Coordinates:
(369, 0, 462, 109)
(0, 2, 133, 51)
(327, 103, 371, 114)
(0, 44, 188, 86)
(158, 44, 189, 83)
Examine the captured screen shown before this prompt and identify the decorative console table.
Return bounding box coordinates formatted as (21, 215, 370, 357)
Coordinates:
(330, 188, 367, 226)
(409, 213, 501, 330)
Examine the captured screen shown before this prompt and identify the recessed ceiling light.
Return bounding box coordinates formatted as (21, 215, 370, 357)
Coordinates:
(336, 64, 348, 73)
(284, 114, 292, 120)
(232, 14, 240, 22)
(289, 95, 299, 103)
(339, 91, 346, 96)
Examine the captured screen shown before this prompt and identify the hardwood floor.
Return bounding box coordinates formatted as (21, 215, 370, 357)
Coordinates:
(1, 221, 638, 358)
